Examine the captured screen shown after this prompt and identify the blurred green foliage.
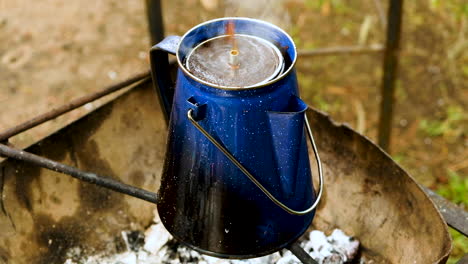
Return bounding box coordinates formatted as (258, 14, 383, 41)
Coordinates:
(392, 153, 406, 164)
(437, 170, 467, 263)
(429, 0, 468, 20)
(419, 105, 466, 141)
(446, 228, 468, 264)
(463, 65, 468, 78)
(437, 170, 468, 206)
(304, 0, 351, 14)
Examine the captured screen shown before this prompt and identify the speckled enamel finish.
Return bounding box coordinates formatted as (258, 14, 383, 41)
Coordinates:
(152, 18, 316, 258)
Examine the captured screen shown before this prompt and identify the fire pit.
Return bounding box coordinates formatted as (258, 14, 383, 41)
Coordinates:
(0, 79, 451, 263)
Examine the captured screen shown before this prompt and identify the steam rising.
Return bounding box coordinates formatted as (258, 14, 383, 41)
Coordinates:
(224, 0, 292, 31)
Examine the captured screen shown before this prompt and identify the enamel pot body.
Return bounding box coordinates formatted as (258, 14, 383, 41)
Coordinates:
(150, 17, 319, 258)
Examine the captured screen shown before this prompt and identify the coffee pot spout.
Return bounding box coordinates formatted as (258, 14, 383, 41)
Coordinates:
(267, 96, 309, 196)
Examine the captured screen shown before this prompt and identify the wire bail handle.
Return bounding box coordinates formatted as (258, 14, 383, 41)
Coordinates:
(187, 108, 324, 215)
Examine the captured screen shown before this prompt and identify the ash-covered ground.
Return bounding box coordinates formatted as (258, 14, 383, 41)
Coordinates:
(64, 211, 364, 264)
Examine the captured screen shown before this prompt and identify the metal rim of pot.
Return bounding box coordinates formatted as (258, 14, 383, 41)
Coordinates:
(175, 17, 297, 91)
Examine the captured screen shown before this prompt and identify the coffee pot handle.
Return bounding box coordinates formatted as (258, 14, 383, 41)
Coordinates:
(150, 36, 181, 125)
(187, 109, 324, 216)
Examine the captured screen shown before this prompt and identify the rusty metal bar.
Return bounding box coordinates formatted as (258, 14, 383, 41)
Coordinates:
(377, 0, 403, 152)
(146, 0, 165, 45)
(287, 241, 318, 264)
(456, 253, 468, 264)
(0, 71, 151, 142)
(0, 143, 159, 204)
(298, 45, 383, 57)
(423, 187, 468, 237)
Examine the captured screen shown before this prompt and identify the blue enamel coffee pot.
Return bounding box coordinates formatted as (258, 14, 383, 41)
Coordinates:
(150, 17, 323, 258)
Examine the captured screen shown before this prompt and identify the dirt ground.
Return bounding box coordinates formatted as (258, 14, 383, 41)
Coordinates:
(0, 0, 466, 261)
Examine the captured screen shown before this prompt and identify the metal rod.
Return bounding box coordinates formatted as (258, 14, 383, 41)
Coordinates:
(0, 143, 158, 204)
(297, 45, 383, 57)
(377, 0, 403, 152)
(423, 187, 468, 236)
(146, 0, 165, 45)
(0, 71, 151, 141)
(456, 253, 468, 264)
(287, 241, 318, 264)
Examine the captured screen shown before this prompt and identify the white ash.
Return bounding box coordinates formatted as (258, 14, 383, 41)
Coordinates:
(64, 213, 360, 264)
(300, 230, 360, 264)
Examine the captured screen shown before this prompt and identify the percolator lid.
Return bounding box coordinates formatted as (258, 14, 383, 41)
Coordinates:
(185, 34, 284, 88)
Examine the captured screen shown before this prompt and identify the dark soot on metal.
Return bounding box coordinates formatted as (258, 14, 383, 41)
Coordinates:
(186, 35, 283, 88)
